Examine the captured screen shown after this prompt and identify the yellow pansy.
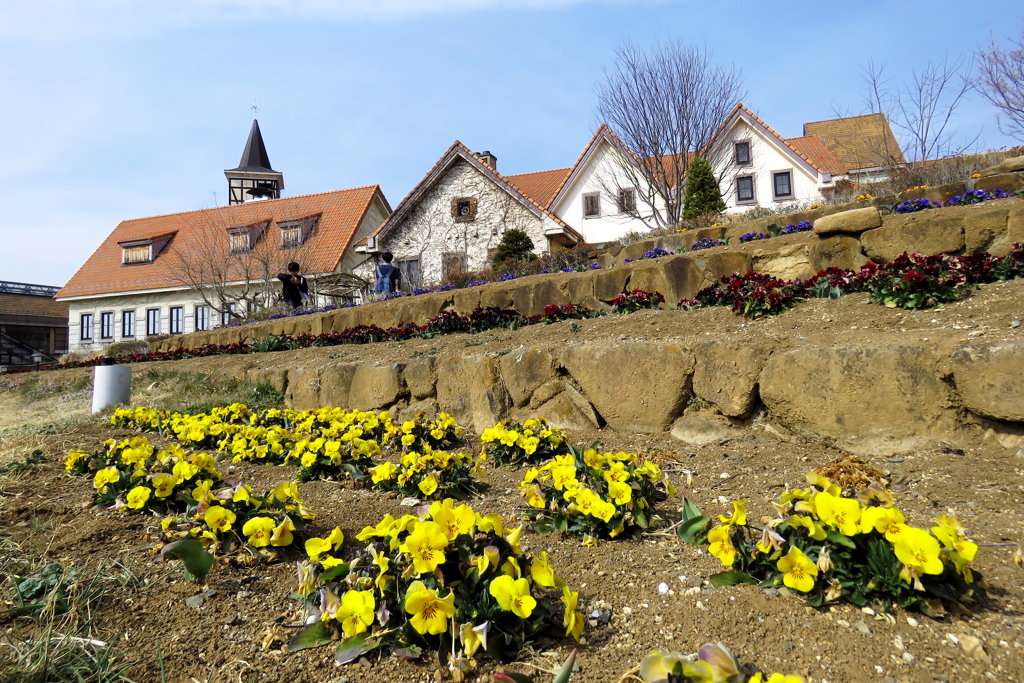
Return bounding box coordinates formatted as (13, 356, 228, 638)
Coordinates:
(551, 464, 577, 491)
(777, 546, 817, 592)
(561, 586, 584, 640)
(337, 590, 375, 639)
(505, 525, 523, 554)
(523, 484, 546, 509)
(400, 521, 449, 574)
(94, 467, 120, 493)
(125, 486, 151, 509)
(529, 551, 558, 588)
(152, 473, 176, 498)
(429, 499, 476, 540)
(608, 480, 633, 506)
(489, 575, 536, 618)
(785, 514, 827, 541)
(814, 491, 861, 536)
(892, 526, 944, 575)
(708, 525, 736, 567)
(405, 581, 456, 635)
(474, 545, 501, 576)
(718, 500, 747, 526)
(860, 506, 905, 535)
(242, 516, 276, 547)
(204, 505, 237, 533)
(475, 513, 505, 536)
(270, 516, 296, 546)
(461, 622, 488, 657)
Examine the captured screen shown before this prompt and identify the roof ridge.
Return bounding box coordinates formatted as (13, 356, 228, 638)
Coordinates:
(504, 166, 573, 179)
(804, 112, 887, 126)
(739, 105, 826, 173)
(117, 185, 381, 225)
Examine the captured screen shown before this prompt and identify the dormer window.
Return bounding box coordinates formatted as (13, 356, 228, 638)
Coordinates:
(227, 221, 269, 254)
(118, 232, 175, 265)
(279, 215, 320, 248)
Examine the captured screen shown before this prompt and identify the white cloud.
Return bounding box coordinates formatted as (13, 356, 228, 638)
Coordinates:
(2, 0, 642, 40)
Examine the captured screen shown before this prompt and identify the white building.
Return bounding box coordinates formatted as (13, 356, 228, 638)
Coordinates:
(57, 121, 391, 352)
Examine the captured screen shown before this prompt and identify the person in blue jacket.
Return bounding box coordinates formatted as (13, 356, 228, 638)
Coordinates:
(374, 252, 401, 297)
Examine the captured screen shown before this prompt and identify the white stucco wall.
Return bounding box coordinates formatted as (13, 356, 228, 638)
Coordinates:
(357, 159, 548, 288)
(710, 119, 827, 214)
(550, 139, 668, 243)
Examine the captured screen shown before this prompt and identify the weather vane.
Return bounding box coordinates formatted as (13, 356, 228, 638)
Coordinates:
(252, 101, 258, 117)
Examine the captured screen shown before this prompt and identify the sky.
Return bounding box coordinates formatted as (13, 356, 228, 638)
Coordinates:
(1, 0, 1022, 288)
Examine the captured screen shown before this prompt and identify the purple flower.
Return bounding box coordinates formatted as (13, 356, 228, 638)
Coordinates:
(560, 268, 572, 273)
(623, 258, 634, 263)
(590, 262, 600, 269)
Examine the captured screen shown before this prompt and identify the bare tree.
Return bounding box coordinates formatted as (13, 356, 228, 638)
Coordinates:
(595, 40, 744, 228)
(169, 212, 315, 322)
(862, 55, 976, 163)
(977, 26, 1024, 141)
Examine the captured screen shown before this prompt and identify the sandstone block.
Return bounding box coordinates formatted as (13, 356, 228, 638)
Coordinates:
(669, 414, 735, 445)
(897, 182, 966, 206)
(320, 364, 357, 408)
(404, 358, 436, 400)
(564, 273, 601, 310)
(860, 214, 964, 261)
(498, 347, 557, 407)
(759, 344, 953, 453)
(680, 226, 726, 249)
(244, 367, 288, 395)
(508, 276, 566, 317)
(618, 239, 657, 263)
(963, 205, 1011, 253)
(349, 364, 403, 410)
(750, 242, 813, 282)
(435, 354, 511, 431)
(524, 390, 599, 432)
(980, 155, 1024, 176)
(285, 367, 321, 411)
(696, 251, 752, 288)
(560, 342, 693, 432)
(451, 288, 481, 315)
(813, 207, 883, 236)
(692, 341, 774, 417)
(393, 399, 439, 423)
(974, 173, 1023, 194)
(950, 341, 1024, 422)
(808, 236, 866, 273)
(592, 267, 631, 302)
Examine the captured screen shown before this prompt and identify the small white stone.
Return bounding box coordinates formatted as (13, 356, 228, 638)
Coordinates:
(862, 607, 875, 616)
(658, 582, 670, 594)
(906, 617, 919, 627)
(719, 473, 730, 479)
(874, 665, 884, 674)
(946, 633, 959, 645)
(902, 652, 915, 664)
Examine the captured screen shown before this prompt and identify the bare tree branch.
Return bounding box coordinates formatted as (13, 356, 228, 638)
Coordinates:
(977, 25, 1024, 141)
(595, 39, 744, 227)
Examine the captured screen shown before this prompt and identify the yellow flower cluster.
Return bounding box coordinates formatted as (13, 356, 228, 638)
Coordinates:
(395, 412, 465, 451)
(707, 471, 979, 596)
(480, 418, 569, 465)
(298, 499, 583, 660)
(521, 448, 674, 543)
(904, 185, 930, 191)
(641, 643, 804, 683)
(854, 193, 874, 201)
(369, 447, 484, 498)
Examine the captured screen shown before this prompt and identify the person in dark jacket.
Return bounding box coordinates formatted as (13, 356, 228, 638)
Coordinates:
(374, 252, 401, 296)
(277, 262, 309, 309)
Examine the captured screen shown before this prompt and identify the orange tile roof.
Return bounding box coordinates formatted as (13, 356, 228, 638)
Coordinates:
(57, 186, 386, 299)
(784, 135, 847, 174)
(503, 167, 572, 209)
(803, 113, 906, 170)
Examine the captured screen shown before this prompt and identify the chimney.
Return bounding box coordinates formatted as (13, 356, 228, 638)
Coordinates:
(477, 150, 497, 170)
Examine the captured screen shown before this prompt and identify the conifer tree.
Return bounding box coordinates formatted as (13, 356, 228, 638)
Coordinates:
(492, 228, 535, 268)
(682, 156, 726, 219)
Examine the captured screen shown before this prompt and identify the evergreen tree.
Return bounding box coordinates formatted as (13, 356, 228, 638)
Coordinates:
(492, 228, 535, 268)
(682, 156, 726, 219)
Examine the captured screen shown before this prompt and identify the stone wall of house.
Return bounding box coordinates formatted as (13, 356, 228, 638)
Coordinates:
(353, 159, 548, 289)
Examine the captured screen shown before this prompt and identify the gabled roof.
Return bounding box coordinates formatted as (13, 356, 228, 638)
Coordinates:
(368, 142, 581, 247)
(784, 135, 847, 175)
(503, 167, 572, 209)
(227, 119, 276, 173)
(803, 113, 906, 170)
(57, 186, 388, 300)
(711, 103, 832, 177)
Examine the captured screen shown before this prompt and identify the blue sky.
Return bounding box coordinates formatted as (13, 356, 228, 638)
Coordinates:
(1, 0, 1021, 287)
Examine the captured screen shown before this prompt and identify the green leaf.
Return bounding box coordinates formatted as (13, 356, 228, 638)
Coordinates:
(553, 649, 578, 683)
(288, 621, 334, 652)
(677, 515, 710, 545)
(825, 530, 856, 549)
(709, 571, 758, 588)
(159, 539, 214, 582)
(335, 633, 379, 664)
(319, 563, 351, 583)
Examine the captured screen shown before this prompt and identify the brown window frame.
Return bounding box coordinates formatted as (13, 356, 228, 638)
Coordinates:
(451, 197, 478, 223)
(583, 192, 601, 218)
(617, 187, 636, 214)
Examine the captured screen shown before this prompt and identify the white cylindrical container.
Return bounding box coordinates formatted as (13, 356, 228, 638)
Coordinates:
(91, 364, 132, 414)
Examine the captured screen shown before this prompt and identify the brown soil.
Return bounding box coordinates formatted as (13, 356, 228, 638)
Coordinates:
(2, 281, 1024, 683)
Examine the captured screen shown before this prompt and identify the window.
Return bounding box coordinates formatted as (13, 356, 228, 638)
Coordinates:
(441, 252, 467, 281)
(583, 192, 601, 218)
(100, 312, 114, 340)
(772, 171, 793, 199)
(145, 308, 161, 336)
(736, 176, 755, 203)
(121, 310, 136, 338)
(229, 230, 251, 254)
(398, 258, 421, 291)
(617, 188, 636, 214)
(123, 245, 151, 264)
(451, 197, 477, 223)
(80, 314, 93, 341)
(280, 223, 301, 248)
(221, 302, 237, 326)
(195, 305, 210, 331)
(734, 141, 751, 166)
(169, 307, 183, 335)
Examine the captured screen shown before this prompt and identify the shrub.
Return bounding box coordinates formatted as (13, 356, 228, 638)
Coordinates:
(540, 303, 593, 324)
(611, 289, 665, 314)
(105, 340, 151, 357)
(492, 228, 536, 268)
(520, 445, 674, 544)
(696, 271, 805, 319)
(682, 156, 726, 219)
(678, 467, 983, 615)
(857, 254, 964, 309)
(289, 501, 583, 666)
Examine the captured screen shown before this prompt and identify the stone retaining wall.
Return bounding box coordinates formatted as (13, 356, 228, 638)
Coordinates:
(224, 334, 1024, 457)
(153, 196, 1024, 353)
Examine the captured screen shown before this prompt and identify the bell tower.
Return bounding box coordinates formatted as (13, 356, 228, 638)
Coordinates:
(224, 119, 284, 205)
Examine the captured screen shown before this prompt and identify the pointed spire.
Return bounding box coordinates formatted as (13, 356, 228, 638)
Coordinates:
(230, 119, 275, 172)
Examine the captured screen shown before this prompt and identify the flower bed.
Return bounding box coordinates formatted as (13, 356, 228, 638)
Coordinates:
(480, 418, 570, 466)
